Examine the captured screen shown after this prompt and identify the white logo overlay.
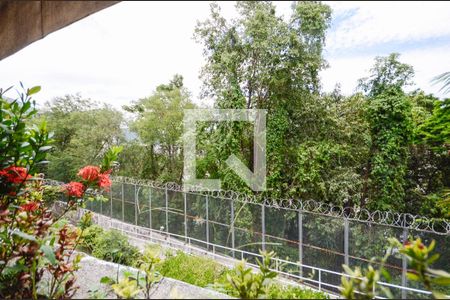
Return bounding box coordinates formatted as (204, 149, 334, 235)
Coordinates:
(183, 109, 266, 192)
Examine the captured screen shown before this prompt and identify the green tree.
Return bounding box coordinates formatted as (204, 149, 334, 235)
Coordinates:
(359, 54, 414, 211)
(413, 97, 450, 216)
(358, 53, 414, 97)
(417, 98, 450, 148)
(38, 95, 124, 182)
(122, 75, 196, 182)
(194, 1, 332, 197)
(404, 91, 449, 217)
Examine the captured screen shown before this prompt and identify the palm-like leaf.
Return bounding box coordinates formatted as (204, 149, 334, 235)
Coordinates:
(432, 72, 450, 94)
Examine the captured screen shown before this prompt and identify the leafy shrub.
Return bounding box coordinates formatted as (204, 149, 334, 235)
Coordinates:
(156, 251, 226, 287)
(80, 224, 104, 252)
(101, 270, 141, 299)
(136, 246, 162, 299)
(92, 229, 141, 266)
(266, 284, 329, 299)
(42, 185, 65, 206)
(222, 250, 277, 299)
(341, 238, 450, 299)
(214, 250, 327, 299)
(152, 248, 327, 299)
(111, 276, 141, 299)
(78, 211, 93, 230)
(143, 243, 162, 258)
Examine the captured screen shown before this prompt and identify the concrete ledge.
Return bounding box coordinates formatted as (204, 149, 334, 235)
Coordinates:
(73, 253, 232, 299)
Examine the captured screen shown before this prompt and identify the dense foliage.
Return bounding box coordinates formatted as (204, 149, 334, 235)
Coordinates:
(2, 2, 449, 299)
(22, 2, 450, 217)
(157, 250, 226, 287)
(37, 95, 123, 182)
(0, 86, 116, 299)
(91, 229, 141, 266)
(121, 75, 196, 182)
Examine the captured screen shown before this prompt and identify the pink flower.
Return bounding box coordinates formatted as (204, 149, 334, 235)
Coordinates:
(77, 166, 100, 182)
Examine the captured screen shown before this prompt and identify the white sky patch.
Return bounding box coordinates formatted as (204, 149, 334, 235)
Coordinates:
(326, 1, 450, 53)
(0, 1, 449, 110)
(322, 44, 450, 97)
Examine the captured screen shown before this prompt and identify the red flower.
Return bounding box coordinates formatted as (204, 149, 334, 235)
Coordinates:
(20, 202, 39, 212)
(77, 166, 100, 182)
(0, 166, 31, 184)
(98, 172, 112, 189)
(65, 182, 85, 198)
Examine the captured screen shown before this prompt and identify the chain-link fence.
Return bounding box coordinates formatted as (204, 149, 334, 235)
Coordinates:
(81, 178, 450, 298)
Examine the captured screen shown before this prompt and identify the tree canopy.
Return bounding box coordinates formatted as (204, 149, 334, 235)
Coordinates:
(37, 95, 123, 182)
(29, 1, 449, 218)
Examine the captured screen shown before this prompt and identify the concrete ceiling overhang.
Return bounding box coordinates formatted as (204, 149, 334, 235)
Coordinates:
(0, 0, 119, 61)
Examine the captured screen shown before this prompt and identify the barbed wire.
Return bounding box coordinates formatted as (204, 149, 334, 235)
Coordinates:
(43, 177, 450, 235)
(110, 176, 450, 235)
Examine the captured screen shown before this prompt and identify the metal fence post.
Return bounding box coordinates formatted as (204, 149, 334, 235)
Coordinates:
(165, 187, 169, 233)
(318, 269, 322, 291)
(206, 195, 210, 250)
(261, 204, 266, 251)
(298, 210, 303, 277)
(149, 187, 152, 235)
(344, 218, 349, 266)
(231, 200, 235, 258)
(134, 184, 138, 226)
(401, 227, 408, 299)
(110, 184, 113, 219)
(184, 192, 188, 242)
(100, 191, 103, 215)
(121, 183, 124, 222)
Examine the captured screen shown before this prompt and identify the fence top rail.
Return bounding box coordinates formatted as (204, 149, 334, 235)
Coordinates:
(107, 176, 450, 235)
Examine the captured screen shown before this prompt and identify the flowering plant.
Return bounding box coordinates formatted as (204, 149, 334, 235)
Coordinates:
(62, 146, 122, 210)
(0, 85, 121, 299)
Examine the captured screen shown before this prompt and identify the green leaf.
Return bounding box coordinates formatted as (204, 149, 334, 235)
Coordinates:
(40, 244, 57, 265)
(0, 123, 12, 133)
(380, 286, 393, 299)
(380, 267, 391, 282)
(1, 109, 14, 117)
(432, 290, 450, 300)
(427, 253, 440, 264)
(406, 272, 420, 282)
(1, 264, 26, 277)
(38, 146, 52, 152)
(100, 276, 115, 285)
(12, 230, 37, 242)
(427, 239, 436, 253)
(342, 264, 354, 276)
(21, 101, 31, 113)
(27, 86, 41, 96)
(428, 269, 450, 278)
(431, 277, 450, 286)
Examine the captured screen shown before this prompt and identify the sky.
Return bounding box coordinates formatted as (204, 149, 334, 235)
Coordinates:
(0, 1, 449, 109)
